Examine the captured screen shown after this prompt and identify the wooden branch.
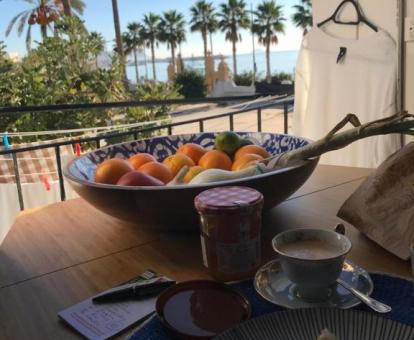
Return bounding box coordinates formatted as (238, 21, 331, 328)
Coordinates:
(266, 112, 414, 169)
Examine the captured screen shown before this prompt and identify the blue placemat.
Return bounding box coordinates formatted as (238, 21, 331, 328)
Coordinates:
(130, 273, 414, 340)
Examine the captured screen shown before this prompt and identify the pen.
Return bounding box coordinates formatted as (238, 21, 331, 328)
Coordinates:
(92, 280, 176, 304)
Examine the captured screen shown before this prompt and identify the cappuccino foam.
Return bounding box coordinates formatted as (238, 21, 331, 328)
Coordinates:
(279, 239, 340, 260)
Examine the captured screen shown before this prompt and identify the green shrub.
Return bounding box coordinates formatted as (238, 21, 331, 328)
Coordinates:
(127, 81, 182, 122)
(174, 69, 207, 98)
(101, 82, 183, 145)
(271, 71, 293, 84)
(0, 17, 127, 142)
(234, 71, 253, 86)
(234, 71, 266, 86)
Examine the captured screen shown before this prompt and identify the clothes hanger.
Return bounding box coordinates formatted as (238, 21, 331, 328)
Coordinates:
(317, 0, 378, 32)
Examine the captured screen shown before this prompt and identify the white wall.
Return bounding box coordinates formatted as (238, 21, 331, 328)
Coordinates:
(405, 0, 414, 116)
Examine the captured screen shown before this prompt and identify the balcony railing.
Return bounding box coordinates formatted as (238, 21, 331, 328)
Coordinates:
(0, 94, 294, 211)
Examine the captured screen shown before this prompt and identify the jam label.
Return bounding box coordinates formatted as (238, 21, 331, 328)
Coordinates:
(216, 237, 260, 274)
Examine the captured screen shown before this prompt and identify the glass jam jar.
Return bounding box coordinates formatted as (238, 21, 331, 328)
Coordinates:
(194, 186, 264, 282)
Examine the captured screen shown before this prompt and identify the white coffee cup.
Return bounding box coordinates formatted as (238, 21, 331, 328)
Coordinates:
(272, 228, 352, 301)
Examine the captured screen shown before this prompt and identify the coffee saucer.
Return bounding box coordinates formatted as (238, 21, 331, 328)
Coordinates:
(254, 259, 373, 309)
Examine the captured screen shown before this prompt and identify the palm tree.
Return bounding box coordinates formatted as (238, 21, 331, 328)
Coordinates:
(111, 0, 126, 78)
(58, 0, 85, 17)
(0, 41, 6, 58)
(158, 10, 186, 73)
(208, 17, 218, 55)
(124, 22, 144, 84)
(189, 1, 218, 72)
(253, 0, 285, 83)
(141, 36, 149, 79)
(6, 0, 59, 49)
(292, 0, 312, 35)
(89, 31, 105, 68)
(60, 0, 72, 16)
(218, 0, 250, 78)
(141, 12, 160, 81)
(0, 41, 12, 73)
(5, 0, 85, 50)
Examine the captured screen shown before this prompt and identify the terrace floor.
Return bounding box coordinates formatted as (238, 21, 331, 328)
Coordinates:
(171, 106, 292, 135)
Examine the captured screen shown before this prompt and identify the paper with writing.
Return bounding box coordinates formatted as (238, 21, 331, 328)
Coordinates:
(58, 275, 167, 340)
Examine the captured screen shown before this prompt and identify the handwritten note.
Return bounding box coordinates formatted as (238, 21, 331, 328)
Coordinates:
(58, 274, 168, 340)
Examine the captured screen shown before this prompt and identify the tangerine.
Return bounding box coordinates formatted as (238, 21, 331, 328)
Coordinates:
(231, 153, 263, 171)
(234, 145, 270, 160)
(176, 143, 207, 164)
(198, 150, 232, 170)
(128, 153, 157, 170)
(139, 161, 173, 184)
(163, 153, 195, 176)
(184, 166, 205, 183)
(95, 158, 133, 184)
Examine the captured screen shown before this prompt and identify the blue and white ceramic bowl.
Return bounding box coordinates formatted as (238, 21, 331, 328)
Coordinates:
(64, 132, 319, 229)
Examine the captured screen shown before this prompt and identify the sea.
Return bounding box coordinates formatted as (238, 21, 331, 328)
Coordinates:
(126, 50, 299, 83)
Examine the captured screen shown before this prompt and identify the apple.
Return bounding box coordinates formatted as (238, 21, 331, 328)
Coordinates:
(116, 171, 164, 186)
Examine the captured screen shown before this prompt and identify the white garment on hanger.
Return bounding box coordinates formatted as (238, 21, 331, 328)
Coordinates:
(293, 27, 401, 168)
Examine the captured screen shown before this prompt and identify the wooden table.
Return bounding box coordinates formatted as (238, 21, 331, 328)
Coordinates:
(0, 165, 411, 339)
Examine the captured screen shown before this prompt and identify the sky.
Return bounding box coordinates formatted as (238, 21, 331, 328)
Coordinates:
(0, 0, 304, 59)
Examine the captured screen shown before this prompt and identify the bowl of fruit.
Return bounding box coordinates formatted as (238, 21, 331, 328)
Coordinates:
(64, 131, 318, 229)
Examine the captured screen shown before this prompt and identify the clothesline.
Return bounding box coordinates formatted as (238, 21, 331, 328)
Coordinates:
(3, 118, 170, 138)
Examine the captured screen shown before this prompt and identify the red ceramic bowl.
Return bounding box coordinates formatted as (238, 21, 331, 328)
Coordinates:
(156, 280, 251, 339)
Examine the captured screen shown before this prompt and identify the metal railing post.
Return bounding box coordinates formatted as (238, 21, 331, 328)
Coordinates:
(229, 114, 234, 131)
(55, 146, 66, 202)
(168, 126, 172, 135)
(283, 102, 288, 134)
(199, 120, 204, 132)
(12, 153, 24, 211)
(257, 108, 262, 132)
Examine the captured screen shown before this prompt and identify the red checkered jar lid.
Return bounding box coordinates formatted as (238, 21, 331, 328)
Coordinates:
(194, 186, 263, 214)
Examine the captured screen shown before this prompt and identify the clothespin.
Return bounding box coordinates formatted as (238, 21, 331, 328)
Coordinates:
(3, 132, 10, 150)
(75, 143, 81, 157)
(2, 132, 11, 158)
(40, 170, 51, 192)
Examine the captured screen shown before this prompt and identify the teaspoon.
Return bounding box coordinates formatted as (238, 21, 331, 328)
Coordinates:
(337, 278, 392, 313)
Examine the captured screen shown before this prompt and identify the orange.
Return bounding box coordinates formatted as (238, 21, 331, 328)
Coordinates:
(128, 153, 157, 170)
(184, 166, 205, 183)
(95, 158, 133, 184)
(177, 143, 207, 164)
(231, 153, 263, 171)
(234, 145, 270, 160)
(163, 153, 195, 176)
(198, 150, 232, 170)
(139, 161, 173, 184)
